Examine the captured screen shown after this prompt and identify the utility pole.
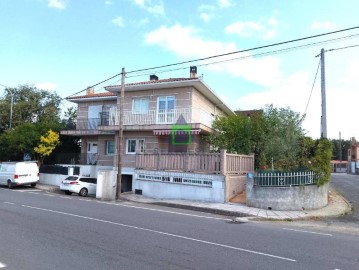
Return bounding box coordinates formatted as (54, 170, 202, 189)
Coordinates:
(320, 48, 327, 138)
(339, 132, 342, 163)
(9, 90, 14, 129)
(116, 68, 125, 200)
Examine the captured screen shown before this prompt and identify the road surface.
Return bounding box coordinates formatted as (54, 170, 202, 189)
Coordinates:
(0, 186, 358, 269)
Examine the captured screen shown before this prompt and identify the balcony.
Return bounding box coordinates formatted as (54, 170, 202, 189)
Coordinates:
(62, 107, 215, 135)
(135, 151, 254, 175)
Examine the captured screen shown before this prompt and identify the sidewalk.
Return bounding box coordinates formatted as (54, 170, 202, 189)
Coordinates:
(36, 184, 352, 221)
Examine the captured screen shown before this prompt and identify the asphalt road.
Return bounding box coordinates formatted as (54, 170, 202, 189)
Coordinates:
(330, 173, 359, 221)
(0, 187, 358, 270)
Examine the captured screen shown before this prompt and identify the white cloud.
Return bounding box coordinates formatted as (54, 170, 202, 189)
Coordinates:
(225, 18, 279, 39)
(145, 24, 236, 58)
(48, 0, 66, 10)
(217, 0, 233, 8)
(112, 16, 125, 27)
(200, 13, 211, 22)
(225, 22, 262, 37)
(311, 21, 337, 31)
(198, 5, 216, 22)
(35, 82, 57, 90)
(105, 0, 113, 5)
(145, 24, 282, 87)
(235, 65, 359, 140)
(132, 0, 165, 16)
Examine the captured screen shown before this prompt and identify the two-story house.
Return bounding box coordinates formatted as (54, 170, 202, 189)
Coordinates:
(61, 67, 254, 202)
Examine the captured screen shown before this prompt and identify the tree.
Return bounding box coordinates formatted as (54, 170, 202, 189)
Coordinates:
(207, 105, 305, 170)
(331, 139, 350, 161)
(0, 123, 41, 161)
(0, 85, 62, 131)
(261, 105, 305, 170)
(34, 129, 60, 164)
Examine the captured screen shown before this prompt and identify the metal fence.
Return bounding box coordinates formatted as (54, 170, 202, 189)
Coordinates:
(254, 171, 320, 187)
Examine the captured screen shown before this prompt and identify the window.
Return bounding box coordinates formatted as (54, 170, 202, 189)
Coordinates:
(157, 96, 175, 123)
(106, 141, 115, 155)
(133, 98, 149, 114)
(126, 139, 145, 154)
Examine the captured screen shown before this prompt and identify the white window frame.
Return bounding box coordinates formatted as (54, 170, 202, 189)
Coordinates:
(157, 96, 175, 124)
(126, 139, 145, 154)
(106, 140, 115, 155)
(132, 97, 149, 114)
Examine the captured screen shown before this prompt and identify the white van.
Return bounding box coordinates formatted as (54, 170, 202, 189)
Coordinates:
(0, 162, 39, 189)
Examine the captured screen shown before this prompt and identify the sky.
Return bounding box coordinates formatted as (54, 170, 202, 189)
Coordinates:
(0, 0, 359, 140)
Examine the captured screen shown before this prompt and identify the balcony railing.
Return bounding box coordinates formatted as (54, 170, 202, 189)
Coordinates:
(67, 107, 215, 130)
(136, 150, 254, 175)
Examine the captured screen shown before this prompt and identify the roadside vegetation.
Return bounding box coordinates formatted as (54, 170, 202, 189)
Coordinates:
(207, 105, 333, 185)
(0, 85, 79, 163)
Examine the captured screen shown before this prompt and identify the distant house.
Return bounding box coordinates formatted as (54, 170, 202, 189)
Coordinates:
(347, 137, 359, 173)
(60, 67, 254, 202)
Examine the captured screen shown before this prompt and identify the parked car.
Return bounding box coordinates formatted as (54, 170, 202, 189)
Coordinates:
(0, 161, 39, 189)
(60, 175, 97, 197)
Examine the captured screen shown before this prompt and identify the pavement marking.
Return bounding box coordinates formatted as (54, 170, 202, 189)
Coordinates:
(282, 228, 333, 236)
(0, 262, 7, 268)
(114, 203, 233, 221)
(79, 199, 92, 202)
(3, 202, 14, 205)
(60, 196, 72, 199)
(43, 194, 55, 197)
(21, 204, 296, 262)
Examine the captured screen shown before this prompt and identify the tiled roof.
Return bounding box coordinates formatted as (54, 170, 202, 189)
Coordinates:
(107, 77, 197, 89)
(66, 77, 198, 100)
(66, 91, 115, 99)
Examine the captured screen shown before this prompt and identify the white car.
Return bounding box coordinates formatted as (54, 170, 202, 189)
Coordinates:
(60, 176, 97, 197)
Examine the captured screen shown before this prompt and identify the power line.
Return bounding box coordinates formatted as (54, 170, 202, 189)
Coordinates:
(125, 25, 359, 75)
(63, 25, 359, 98)
(304, 58, 321, 116)
(326, 44, 359, 52)
(126, 33, 359, 80)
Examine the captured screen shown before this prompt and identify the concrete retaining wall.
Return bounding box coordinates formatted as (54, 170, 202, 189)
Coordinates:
(39, 173, 67, 186)
(225, 174, 246, 202)
(133, 170, 225, 203)
(246, 174, 328, 210)
(96, 170, 117, 201)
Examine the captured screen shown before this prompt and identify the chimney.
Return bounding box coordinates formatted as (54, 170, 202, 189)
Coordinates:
(190, 66, 197, 78)
(150, 75, 159, 81)
(86, 87, 94, 95)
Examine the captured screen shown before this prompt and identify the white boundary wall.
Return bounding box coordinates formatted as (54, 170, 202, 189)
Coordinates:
(133, 170, 225, 203)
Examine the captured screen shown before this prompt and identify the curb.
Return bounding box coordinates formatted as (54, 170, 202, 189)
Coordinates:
(149, 202, 254, 218)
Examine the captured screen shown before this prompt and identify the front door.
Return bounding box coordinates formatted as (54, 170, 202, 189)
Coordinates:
(87, 142, 98, 165)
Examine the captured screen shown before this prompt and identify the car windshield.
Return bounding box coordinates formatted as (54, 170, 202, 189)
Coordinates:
(64, 176, 78, 181)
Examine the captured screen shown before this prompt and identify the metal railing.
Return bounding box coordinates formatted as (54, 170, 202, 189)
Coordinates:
(254, 171, 320, 186)
(64, 107, 216, 131)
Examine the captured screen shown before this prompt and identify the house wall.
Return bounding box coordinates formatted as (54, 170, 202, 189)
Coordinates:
(133, 170, 225, 203)
(77, 99, 116, 120)
(123, 87, 192, 111)
(191, 88, 226, 127)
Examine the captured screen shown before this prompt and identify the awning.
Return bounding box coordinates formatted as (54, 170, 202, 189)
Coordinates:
(153, 129, 201, 135)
